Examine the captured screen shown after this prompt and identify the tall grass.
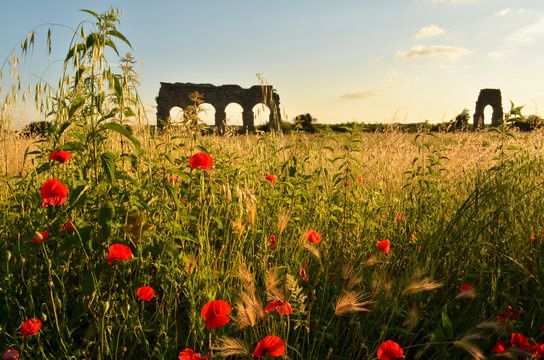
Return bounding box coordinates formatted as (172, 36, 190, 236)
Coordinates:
(0, 8, 543, 360)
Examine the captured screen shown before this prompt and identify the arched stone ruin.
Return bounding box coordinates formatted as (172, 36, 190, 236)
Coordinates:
(156, 82, 281, 134)
(473, 89, 503, 130)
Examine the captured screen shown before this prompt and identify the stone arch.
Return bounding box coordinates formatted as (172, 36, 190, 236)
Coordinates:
(225, 103, 243, 126)
(156, 82, 282, 134)
(252, 103, 271, 126)
(473, 89, 503, 130)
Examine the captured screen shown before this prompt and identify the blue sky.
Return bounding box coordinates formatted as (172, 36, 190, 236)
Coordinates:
(1, 0, 544, 126)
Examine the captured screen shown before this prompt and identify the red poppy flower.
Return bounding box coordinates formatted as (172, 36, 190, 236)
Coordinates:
(299, 265, 309, 282)
(253, 335, 286, 358)
(264, 299, 293, 316)
(168, 176, 178, 184)
(61, 219, 76, 234)
(511, 332, 530, 348)
(20, 318, 42, 337)
(530, 235, 537, 242)
(304, 229, 321, 244)
(357, 176, 363, 185)
(40, 178, 68, 207)
(201, 300, 231, 329)
(269, 234, 277, 249)
(32, 230, 49, 244)
(178, 348, 209, 360)
(189, 152, 214, 170)
(265, 174, 276, 184)
(497, 305, 520, 324)
(491, 339, 510, 354)
(107, 244, 133, 266)
(377, 240, 391, 255)
(377, 340, 404, 360)
(459, 283, 474, 293)
(136, 286, 155, 302)
(49, 150, 72, 164)
(395, 212, 406, 223)
(2, 349, 20, 360)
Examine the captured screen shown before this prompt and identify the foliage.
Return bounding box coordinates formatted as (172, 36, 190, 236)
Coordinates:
(1, 8, 544, 360)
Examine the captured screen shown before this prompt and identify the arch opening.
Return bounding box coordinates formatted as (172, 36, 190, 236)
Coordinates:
(483, 105, 493, 127)
(199, 103, 216, 126)
(169, 106, 184, 124)
(252, 103, 271, 126)
(225, 103, 244, 127)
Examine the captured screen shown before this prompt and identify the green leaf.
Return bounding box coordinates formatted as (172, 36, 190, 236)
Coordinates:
(441, 304, 453, 340)
(107, 29, 132, 48)
(80, 9, 100, 20)
(101, 152, 116, 183)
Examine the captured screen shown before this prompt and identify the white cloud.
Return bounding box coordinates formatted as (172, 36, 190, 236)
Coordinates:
(395, 45, 472, 60)
(495, 8, 512, 17)
(505, 16, 544, 44)
(340, 90, 380, 100)
(415, 25, 446, 39)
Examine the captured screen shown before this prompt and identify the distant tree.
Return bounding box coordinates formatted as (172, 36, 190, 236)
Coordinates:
(293, 113, 316, 132)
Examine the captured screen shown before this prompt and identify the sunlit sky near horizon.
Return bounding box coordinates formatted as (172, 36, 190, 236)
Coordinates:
(1, 0, 544, 127)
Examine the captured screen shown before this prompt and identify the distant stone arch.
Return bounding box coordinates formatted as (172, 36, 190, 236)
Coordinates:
(473, 89, 503, 130)
(156, 82, 281, 134)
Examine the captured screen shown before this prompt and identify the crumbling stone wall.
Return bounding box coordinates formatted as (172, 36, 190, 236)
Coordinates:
(156, 82, 281, 134)
(473, 89, 503, 130)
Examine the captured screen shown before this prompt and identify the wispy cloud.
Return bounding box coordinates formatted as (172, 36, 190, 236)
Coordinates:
(340, 90, 380, 100)
(395, 45, 472, 60)
(494, 8, 512, 17)
(415, 25, 446, 39)
(504, 16, 544, 44)
(427, 0, 479, 3)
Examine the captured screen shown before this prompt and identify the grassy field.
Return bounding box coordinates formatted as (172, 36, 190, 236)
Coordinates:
(1, 129, 544, 359)
(1, 8, 544, 359)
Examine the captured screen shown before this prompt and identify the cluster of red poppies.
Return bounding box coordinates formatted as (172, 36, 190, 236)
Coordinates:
(8, 150, 408, 359)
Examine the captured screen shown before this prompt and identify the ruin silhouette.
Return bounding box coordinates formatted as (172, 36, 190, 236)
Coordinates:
(156, 82, 281, 134)
(473, 89, 503, 130)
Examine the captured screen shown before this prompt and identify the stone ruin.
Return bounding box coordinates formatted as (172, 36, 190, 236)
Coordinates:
(156, 82, 281, 134)
(473, 89, 503, 130)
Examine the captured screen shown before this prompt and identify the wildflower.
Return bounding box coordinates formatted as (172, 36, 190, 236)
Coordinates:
(32, 230, 49, 244)
(456, 283, 476, 299)
(304, 229, 321, 244)
(168, 176, 178, 184)
(201, 300, 231, 329)
(491, 339, 510, 354)
(49, 150, 72, 163)
(107, 244, 133, 266)
(268, 234, 277, 249)
(2, 349, 20, 360)
(376, 239, 391, 255)
(264, 299, 293, 316)
(20, 318, 42, 337)
(61, 219, 76, 234)
(377, 340, 404, 360)
(497, 305, 520, 324)
(253, 336, 286, 358)
(265, 174, 276, 184)
(136, 286, 155, 302)
(299, 265, 309, 282)
(511, 332, 530, 348)
(178, 348, 209, 360)
(189, 152, 214, 170)
(357, 176, 363, 185)
(530, 234, 537, 242)
(40, 178, 68, 207)
(395, 212, 406, 223)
